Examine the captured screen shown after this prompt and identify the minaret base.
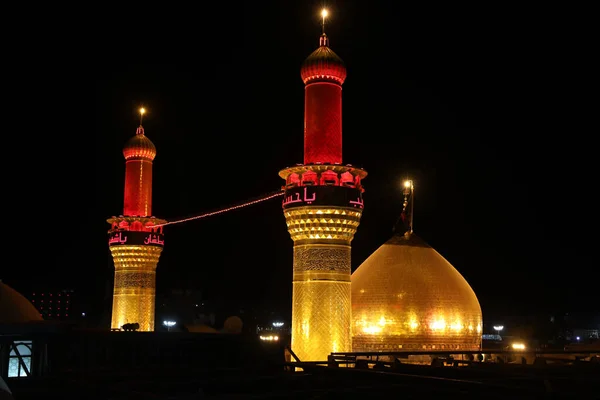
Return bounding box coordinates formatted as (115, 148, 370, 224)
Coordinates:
(109, 244, 163, 332)
(280, 164, 366, 362)
(291, 244, 352, 361)
(284, 201, 363, 361)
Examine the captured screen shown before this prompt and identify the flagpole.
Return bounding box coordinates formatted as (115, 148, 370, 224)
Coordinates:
(409, 181, 414, 233)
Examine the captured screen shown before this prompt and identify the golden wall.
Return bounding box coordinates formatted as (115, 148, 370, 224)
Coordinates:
(109, 244, 163, 332)
(285, 206, 362, 361)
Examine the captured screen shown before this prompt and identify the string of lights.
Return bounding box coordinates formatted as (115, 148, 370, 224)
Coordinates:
(154, 190, 284, 228)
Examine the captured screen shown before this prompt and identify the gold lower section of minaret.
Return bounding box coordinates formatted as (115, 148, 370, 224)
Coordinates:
(284, 206, 362, 361)
(109, 244, 163, 332)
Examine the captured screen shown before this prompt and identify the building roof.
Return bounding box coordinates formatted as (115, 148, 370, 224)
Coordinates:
(0, 281, 43, 324)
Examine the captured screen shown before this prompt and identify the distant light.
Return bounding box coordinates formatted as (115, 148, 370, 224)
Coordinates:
(259, 335, 279, 341)
(576, 336, 580, 341)
(321, 9, 328, 18)
(163, 320, 176, 327)
(404, 180, 411, 188)
(140, 107, 146, 115)
(512, 343, 525, 350)
(493, 325, 504, 332)
(272, 321, 284, 327)
(81, 312, 86, 317)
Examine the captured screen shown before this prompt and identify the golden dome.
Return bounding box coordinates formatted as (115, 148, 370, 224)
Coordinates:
(351, 233, 482, 352)
(0, 281, 43, 324)
(123, 126, 156, 161)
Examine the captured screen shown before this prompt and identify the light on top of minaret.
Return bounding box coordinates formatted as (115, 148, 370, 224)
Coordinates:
(321, 9, 328, 34)
(139, 107, 146, 127)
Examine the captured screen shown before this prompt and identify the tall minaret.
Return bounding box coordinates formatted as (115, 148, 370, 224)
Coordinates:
(107, 108, 166, 332)
(279, 10, 367, 361)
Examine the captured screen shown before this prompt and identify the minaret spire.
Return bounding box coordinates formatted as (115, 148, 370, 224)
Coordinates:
(321, 8, 328, 35)
(136, 107, 146, 136)
(139, 107, 145, 128)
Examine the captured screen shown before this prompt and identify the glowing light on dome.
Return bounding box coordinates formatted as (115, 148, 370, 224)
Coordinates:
(430, 319, 447, 331)
(363, 325, 382, 334)
(450, 321, 464, 331)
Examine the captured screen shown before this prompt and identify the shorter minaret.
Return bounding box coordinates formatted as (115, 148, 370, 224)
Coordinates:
(107, 108, 166, 332)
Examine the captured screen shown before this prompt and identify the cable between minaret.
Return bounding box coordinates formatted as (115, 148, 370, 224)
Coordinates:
(154, 190, 284, 228)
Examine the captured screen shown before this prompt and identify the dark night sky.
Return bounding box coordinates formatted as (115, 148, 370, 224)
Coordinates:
(5, 2, 595, 320)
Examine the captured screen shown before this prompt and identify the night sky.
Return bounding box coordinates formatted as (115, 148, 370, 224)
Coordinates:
(7, 2, 594, 320)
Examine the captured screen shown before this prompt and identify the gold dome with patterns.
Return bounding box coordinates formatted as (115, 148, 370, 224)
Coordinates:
(351, 232, 482, 352)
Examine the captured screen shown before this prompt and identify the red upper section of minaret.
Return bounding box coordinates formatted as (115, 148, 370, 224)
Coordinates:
(302, 34, 345, 165)
(122, 125, 156, 216)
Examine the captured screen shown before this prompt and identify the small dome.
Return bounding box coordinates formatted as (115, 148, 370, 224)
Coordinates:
(223, 316, 243, 333)
(186, 323, 219, 333)
(123, 126, 156, 161)
(300, 34, 347, 85)
(0, 281, 43, 324)
(351, 233, 482, 352)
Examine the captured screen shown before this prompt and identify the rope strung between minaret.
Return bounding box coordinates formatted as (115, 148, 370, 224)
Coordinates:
(154, 189, 284, 228)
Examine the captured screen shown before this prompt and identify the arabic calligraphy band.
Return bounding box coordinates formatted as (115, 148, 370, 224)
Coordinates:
(108, 231, 165, 247)
(282, 185, 364, 210)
